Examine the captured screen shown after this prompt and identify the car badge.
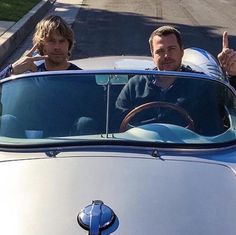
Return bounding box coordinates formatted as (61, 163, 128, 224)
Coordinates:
(77, 200, 117, 234)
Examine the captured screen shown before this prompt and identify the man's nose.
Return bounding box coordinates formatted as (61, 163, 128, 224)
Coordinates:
(54, 42, 61, 48)
(164, 51, 169, 57)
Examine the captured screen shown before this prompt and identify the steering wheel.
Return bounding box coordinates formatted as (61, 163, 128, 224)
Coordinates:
(119, 101, 194, 132)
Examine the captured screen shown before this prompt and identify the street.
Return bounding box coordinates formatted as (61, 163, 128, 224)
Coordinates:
(71, 0, 236, 59)
(5, 0, 236, 63)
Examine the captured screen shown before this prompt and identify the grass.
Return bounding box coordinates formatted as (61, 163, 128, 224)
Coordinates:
(0, 0, 41, 21)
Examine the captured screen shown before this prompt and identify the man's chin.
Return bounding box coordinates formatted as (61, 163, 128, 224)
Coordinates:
(48, 57, 65, 65)
(162, 65, 179, 71)
(162, 67, 175, 71)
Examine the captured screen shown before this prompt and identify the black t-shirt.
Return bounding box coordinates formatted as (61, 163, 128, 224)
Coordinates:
(37, 62, 82, 71)
(229, 76, 236, 88)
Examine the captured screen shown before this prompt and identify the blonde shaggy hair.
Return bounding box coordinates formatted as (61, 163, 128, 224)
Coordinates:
(32, 15, 75, 56)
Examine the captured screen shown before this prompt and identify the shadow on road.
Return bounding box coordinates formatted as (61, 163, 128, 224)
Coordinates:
(72, 7, 236, 60)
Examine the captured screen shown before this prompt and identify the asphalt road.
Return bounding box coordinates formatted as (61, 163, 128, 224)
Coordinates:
(71, 0, 236, 60)
(4, 0, 236, 64)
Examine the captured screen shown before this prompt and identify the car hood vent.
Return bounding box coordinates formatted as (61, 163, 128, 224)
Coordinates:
(77, 200, 118, 234)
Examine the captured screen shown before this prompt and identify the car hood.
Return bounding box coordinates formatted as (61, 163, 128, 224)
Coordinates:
(0, 150, 236, 235)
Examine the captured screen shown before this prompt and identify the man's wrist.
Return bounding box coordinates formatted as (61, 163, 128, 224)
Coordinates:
(0, 64, 13, 79)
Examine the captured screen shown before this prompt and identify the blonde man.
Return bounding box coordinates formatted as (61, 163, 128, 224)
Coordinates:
(32, 14, 80, 71)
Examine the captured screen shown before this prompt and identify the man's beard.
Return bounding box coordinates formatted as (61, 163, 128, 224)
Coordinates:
(47, 55, 67, 66)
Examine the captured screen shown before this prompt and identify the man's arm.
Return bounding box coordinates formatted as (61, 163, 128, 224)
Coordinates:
(217, 31, 236, 77)
(11, 45, 48, 75)
(116, 83, 132, 113)
(0, 45, 48, 79)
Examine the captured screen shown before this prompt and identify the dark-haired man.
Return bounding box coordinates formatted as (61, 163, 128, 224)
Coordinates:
(116, 25, 224, 135)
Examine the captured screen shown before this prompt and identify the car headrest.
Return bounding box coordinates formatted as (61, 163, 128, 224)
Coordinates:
(182, 47, 226, 81)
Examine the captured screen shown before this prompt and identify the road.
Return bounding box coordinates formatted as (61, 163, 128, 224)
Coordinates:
(5, 0, 236, 65)
(71, 0, 236, 60)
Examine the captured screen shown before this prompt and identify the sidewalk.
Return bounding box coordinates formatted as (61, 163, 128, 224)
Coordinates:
(0, 0, 82, 67)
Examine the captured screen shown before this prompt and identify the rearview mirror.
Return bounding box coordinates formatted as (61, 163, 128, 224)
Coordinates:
(95, 74, 128, 85)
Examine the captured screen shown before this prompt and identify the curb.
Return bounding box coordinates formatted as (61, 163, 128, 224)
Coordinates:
(0, 0, 55, 65)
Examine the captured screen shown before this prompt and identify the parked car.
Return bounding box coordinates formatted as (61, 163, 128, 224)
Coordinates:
(0, 48, 236, 235)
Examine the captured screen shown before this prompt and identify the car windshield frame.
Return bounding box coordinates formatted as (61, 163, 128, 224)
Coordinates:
(0, 69, 236, 148)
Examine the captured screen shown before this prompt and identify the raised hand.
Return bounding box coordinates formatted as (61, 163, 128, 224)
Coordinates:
(217, 31, 236, 76)
(11, 44, 48, 75)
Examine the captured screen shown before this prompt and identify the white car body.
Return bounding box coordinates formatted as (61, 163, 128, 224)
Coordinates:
(0, 48, 235, 235)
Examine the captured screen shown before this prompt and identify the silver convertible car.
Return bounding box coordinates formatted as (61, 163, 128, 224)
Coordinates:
(0, 48, 236, 235)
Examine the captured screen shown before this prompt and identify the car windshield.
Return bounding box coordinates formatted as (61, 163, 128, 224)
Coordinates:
(0, 70, 236, 146)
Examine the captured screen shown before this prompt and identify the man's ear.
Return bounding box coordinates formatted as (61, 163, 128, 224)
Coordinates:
(180, 47, 184, 58)
(152, 56, 155, 63)
(151, 51, 154, 58)
(151, 54, 155, 64)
